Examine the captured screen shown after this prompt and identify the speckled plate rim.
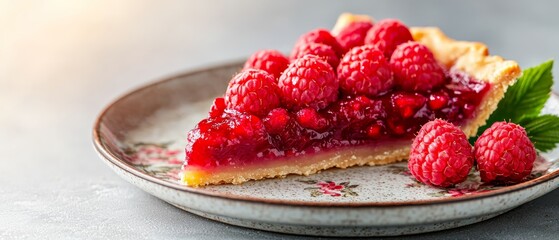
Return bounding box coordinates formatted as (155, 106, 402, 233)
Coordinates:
(92, 60, 559, 208)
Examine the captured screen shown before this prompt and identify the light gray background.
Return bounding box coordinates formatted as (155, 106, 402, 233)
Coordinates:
(1, 0, 558, 239)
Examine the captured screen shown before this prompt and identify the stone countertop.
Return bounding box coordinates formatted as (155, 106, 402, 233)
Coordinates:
(1, 1, 558, 239)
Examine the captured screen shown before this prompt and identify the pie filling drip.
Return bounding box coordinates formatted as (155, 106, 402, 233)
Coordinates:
(184, 69, 490, 171)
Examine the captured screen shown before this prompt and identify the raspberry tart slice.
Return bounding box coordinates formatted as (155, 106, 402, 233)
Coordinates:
(181, 13, 521, 187)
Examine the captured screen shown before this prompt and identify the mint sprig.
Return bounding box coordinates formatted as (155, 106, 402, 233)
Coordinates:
(490, 60, 553, 122)
(471, 60, 559, 152)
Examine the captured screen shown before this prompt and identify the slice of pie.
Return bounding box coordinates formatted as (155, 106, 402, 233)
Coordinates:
(181, 13, 521, 187)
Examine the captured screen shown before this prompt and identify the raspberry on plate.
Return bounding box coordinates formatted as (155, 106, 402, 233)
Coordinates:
(243, 50, 290, 80)
(337, 45, 394, 97)
(335, 20, 374, 53)
(225, 69, 280, 117)
(408, 119, 474, 188)
(365, 19, 413, 58)
(474, 122, 537, 184)
(278, 55, 338, 110)
(290, 42, 340, 70)
(390, 42, 446, 92)
(294, 28, 344, 58)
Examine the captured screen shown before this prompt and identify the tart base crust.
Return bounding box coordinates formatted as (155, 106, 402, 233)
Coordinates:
(182, 15, 521, 187)
(183, 140, 411, 186)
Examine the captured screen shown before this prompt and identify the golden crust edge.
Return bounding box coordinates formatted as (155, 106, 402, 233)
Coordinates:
(183, 143, 411, 187)
(182, 16, 522, 187)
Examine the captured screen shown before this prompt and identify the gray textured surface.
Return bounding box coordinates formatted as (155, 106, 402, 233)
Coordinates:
(1, 0, 558, 239)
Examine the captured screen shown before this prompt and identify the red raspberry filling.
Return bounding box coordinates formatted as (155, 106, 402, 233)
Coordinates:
(186, 68, 490, 169)
(186, 110, 270, 168)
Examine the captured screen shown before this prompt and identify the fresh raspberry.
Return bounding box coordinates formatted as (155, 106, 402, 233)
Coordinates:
(225, 69, 280, 117)
(337, 45, 394, 97)
(474, 122, 536, 184)
(243, 50, 290, 79)
(209, 97, 226, 117)
(364, 19, 413, 58)
(290, 42, 339, 70)
(294, 28, 344, 57)
(390, 42, 445, 92)
(408, 119, 474, 187)
(278, 55, 339, 110)
(186, 110, 269, 167)
(335, 20, 373, 53)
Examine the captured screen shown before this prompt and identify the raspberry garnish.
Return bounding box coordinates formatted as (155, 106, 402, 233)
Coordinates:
(408, 119, 474, 187)
(225, 69, 280, 117)
(290, 42, 340, 70)
(186, 110, 269, 167)
(278, 55, 339, 110)
(335, 20, 373, 53)
(294, 28, 344, 58)
(364, 19, 413, 58)
(474, 122, 536, 184)
(243, 50, 290, 80)
(390, 42, 446, 92)
(337, 45, 394, 97)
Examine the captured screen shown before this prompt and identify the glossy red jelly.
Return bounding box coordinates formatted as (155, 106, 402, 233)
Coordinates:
(186, 69, 490, 168)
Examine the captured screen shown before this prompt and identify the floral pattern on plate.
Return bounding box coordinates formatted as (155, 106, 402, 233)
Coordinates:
(298, 180, 359, 197)
(122, 142, 182, 182)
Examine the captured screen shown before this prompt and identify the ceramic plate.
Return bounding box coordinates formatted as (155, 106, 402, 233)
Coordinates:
(93, 62, 559, 237)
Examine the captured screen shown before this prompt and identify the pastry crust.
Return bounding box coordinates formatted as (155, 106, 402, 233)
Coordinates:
(182, 14, 521, 187)
(183, 140, 411, 186)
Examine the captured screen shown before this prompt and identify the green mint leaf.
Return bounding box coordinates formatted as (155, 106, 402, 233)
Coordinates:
(520, 115, 559, 152)
(472, 60, 555, 144)
(487, 60, 553, 122)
